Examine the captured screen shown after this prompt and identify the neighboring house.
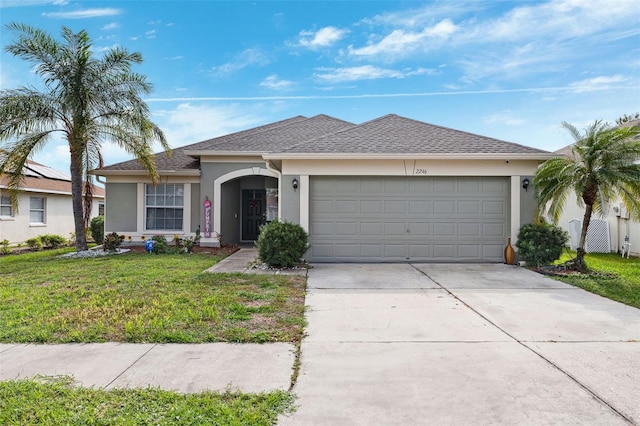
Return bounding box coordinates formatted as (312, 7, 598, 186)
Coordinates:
(554, 119, 640, 256)
(94, 114, 553, 263)
(0, 159, 105, 244)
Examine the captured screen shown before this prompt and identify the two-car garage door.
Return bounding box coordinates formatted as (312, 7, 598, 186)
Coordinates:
(308, 176, 509, 262)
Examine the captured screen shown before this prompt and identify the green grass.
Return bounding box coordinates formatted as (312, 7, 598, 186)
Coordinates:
(0, 376, 293, 425)
(0, 249, 306, 343)
(553, 251, 640, 309)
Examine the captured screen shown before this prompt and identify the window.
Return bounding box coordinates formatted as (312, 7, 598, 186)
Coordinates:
(30, 197, 46, 223)
(98, 203, 105, 216)
(1, 193, 13, 217)
(145, 184, 183, 231)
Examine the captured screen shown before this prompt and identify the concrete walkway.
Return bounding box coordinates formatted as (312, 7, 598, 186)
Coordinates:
(0, 248, 297, 394)
(205, 247, 306, 275)
(280, 263, 640, 425)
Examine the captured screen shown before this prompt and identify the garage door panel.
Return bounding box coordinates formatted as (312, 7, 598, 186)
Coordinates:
(434, 222, 455, 236)
(434, 200, 455, 214)
(409, 200, 432, 213)
(483, 200, 506, 214)
(458, 223, 480, 237)
(458, 200, 481, 214)
(483, 223, 505, 237)
(335, 200, 358, 213)
(384, 200, 406, 213)
(309, 176, 508, 262)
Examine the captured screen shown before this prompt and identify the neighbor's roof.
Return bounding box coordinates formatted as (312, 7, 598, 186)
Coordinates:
(0, 159, 105, 197)
(97, 113, 552, 173)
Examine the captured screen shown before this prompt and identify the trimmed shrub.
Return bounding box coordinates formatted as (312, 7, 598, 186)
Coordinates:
(40, 234, 66, 249)
(26, 237, 43, 251)
(1, 239, 10, 255)
(256, 219, 309, 268)
(103, 232, 124, 252)
(89, 216, 104, 244)
(516, 223, 568, 267)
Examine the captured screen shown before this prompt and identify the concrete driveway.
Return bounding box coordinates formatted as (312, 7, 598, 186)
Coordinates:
(280, 263, 640, 425)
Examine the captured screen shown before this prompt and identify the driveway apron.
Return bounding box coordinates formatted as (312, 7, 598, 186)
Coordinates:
(280, 263, 640, 426)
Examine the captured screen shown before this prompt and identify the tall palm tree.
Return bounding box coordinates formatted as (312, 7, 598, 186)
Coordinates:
(534, 120, 640, 271)
(0, 23, 170, 251)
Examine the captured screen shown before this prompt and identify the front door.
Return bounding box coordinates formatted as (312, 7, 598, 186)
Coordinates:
(242, 189, 266, 241)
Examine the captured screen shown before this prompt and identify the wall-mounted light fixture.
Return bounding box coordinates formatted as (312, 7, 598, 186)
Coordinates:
(292, 178, 299, 191)
(522, 178, 530, 191)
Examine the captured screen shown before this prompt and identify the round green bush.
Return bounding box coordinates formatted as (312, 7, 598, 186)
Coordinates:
(89, 216, 104, 244)
(516, 223, 568, 267)
(256, 220, 309, 268)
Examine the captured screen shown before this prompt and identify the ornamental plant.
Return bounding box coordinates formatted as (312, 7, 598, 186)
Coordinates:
(516, 223, 568, 267)
(256, 219, 309, 268)
(103, 232, 124, 252)
(89, 216, 104, 244)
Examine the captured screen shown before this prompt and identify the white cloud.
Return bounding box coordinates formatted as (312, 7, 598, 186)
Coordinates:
(314, 65, 435, 83)
(42, 8, 121, 19)
(1, 0, 67, 7)
(145, 30, 156, 39)
(348, 19, 456, 59)
(210, 48, 270, 77)
(569, 75, 628, 93)
(298, 26, 348, 49)
(483, 110, 526, 126)
(101, 23, 119, 31)
(152, 104, 263, 150)
(259, 75, 294, 90)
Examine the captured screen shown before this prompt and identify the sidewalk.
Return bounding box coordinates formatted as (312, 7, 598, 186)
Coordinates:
(0, 342, 294, 393)
(0, 248, 298, 394)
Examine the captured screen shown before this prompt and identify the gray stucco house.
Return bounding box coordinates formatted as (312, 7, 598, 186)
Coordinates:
(95, 114, 553, 262)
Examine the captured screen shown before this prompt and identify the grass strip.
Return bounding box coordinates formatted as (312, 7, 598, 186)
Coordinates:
(552, 252, 640, 309)
(0, 376, 294, 425)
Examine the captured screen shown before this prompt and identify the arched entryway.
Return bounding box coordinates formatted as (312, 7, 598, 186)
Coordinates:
(213, 167, 279, 245)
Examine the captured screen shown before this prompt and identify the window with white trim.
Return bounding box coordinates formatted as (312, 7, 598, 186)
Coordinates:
(30, 197, 46, 224)
(1, 193, 13, 217)
(98, 203, 105, 216)
(145, 184, 184, 231)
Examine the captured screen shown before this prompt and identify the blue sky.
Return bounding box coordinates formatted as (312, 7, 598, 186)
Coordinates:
(1, 0, 639, 174)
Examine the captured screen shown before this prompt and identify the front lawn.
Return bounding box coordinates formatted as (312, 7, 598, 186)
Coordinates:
(0, 376, 293, 425)
(0, 249, 306, 343)
(553, 252, 640, 309)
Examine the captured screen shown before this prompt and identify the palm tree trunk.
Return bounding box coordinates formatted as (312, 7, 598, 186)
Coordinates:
(575, 203, 592, 272)
(69, 152, 88, 251)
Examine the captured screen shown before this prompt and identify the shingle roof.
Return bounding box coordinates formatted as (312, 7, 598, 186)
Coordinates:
(98, 113, 549, 173)
(0, 159, 105, 197)
(100, 115, 352, 171)
(284, 114, 549, 155)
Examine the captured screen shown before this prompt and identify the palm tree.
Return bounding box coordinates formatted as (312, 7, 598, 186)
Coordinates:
(534, 120, 640, 272)
(0, 23, 170, 251)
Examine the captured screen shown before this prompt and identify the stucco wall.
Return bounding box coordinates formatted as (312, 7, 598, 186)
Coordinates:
(190, 183, 200, 233)
(280, 174, 300, 225)
(105, 183, 137, 233)
(0, 190, 103, 244)
(519, 175, 536, 227)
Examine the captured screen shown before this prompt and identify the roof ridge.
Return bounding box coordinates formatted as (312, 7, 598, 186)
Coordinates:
(183, 115, 309, 150)
(276, 115, 357, 152)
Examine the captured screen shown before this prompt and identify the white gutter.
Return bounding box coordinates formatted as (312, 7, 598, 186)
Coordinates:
(262, 152, 557, 161)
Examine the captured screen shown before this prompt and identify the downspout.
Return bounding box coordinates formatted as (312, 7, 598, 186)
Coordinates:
(265, 160, 282, 221)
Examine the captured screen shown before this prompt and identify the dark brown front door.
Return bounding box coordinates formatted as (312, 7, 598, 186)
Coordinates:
(242, 189, 266, 241)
